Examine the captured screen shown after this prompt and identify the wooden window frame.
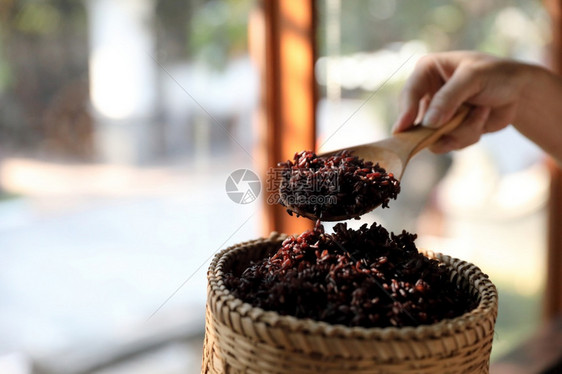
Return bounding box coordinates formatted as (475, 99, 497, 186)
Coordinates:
(254, 0, 317, 236)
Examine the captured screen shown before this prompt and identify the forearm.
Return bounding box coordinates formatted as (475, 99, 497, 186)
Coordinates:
(515, 65, 562, 165)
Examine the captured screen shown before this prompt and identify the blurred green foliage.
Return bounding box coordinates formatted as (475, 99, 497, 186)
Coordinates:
(0, 0, 88, 149)
(189, 0, 254, 69)
(156, 0, 254, 69)
(318, 0, 547, 57)
(0, 0, 87, 94)
(0, 30, 12, 94)
(14, 2, 62, 35)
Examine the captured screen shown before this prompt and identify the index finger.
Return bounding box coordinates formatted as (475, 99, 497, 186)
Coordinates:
(393, 56, 449, 133)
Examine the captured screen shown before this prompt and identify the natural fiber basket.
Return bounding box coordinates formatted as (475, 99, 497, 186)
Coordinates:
(202, 232, 498, 374)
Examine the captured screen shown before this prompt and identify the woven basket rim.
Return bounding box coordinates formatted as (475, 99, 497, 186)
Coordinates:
(208, 232, 498, 342)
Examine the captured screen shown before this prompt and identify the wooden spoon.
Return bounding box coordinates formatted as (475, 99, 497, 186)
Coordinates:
(282, 105, 471, 221)
(321, 105, 471, 180)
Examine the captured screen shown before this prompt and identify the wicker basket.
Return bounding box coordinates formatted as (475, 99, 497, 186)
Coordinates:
(202, 232, 498, 374)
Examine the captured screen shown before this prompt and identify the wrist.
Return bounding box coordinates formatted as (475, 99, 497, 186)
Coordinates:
(513, 63, 552, 125)
(512, 62, 562, 161)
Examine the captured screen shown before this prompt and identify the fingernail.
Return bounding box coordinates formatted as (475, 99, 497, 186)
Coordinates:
(422, 108, 441, 128)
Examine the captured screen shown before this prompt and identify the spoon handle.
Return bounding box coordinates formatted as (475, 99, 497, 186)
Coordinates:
(395, 105, 471, 159)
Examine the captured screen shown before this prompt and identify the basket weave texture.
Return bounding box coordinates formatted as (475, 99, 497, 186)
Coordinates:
(202, 233, 498, 374)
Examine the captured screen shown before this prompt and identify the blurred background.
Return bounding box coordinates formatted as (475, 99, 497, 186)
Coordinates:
(0, 0, 552, 373)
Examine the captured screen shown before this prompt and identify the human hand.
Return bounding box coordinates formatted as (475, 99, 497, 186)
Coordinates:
(393, 51, 534, 153)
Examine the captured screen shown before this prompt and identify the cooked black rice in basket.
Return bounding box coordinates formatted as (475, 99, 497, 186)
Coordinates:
(277, 150, 400, 220)
(225, 222, 477, 328)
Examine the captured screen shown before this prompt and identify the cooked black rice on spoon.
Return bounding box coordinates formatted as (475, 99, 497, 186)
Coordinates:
(277, 150, 400, 220)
